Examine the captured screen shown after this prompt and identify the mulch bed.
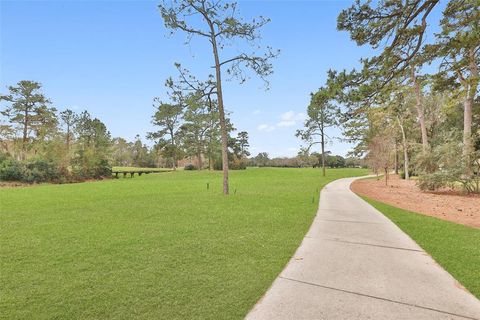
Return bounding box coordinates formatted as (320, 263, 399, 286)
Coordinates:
(351, 175, 480, 229)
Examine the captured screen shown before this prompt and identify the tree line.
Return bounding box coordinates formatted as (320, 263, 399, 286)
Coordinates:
(147, 66, 251, 171)
(0, 79, 252, 183)
(298, 0, 479, 193)
(250, 152, 364, 169)
(0, 81, 112, 183)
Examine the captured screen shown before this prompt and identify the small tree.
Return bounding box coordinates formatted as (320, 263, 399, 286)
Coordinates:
(59, 109, 78, 165)
(0, 121, 14, 155)
(132, 135, 150, 167)
(111, 137, 133, 166)
(0, 80, 55, 159)
(148, 99, 184, 170)
(235, 131, 250, 158)
(73, 111, 112, 178)
(253, 152, 269, 167)
(179, 95, 213, 169)
(165, 65, 221, 170)
(159, 0, 278, 194)
(296, 89, 338, 176)
(367, 134, 395, 186)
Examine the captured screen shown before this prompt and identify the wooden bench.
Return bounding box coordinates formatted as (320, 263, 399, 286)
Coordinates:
(112, 170, 167, 178)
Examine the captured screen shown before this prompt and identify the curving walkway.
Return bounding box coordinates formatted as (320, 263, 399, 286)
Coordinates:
(246, 177, 480, 320)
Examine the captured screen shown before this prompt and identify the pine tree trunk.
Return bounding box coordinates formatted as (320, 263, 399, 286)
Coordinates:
(321, 130, 326, 177)
(462, 48, 478, 175)
(403, 145, 409, 180)
(394, 140, 399, 175)
(197, 150, 203, 170)
(385, 168, 388, 186)
(463, 96, 473, 169)
(397, 116, 409, 180)
(210, 29, 229, 194)
(22, 108, 29, 160)
(170, 130, 176, 171)
(411, 68, 428, 151)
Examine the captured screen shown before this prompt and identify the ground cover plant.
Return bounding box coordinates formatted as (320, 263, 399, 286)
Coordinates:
(362, 197, 480, 299)
(0, 168, 367, 319)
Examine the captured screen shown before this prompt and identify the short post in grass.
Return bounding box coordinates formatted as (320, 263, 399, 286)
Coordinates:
(207, 182, 209, 190)
(234, 188, 237, 195)
(312, 194, 315, 204)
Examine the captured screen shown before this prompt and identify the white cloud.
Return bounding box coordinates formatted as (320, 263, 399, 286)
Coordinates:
(280, 111, 295, 121)
(277, 111, 306, 127)
(257, 124, 275, 132)
(277, 120, 296, 127)
(253, 109, 261, 115)
(256, 111, 305, 133)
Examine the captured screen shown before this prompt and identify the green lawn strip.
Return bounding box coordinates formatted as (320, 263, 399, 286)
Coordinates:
(1, 168, 367, 319)
(361, 196, 480, 299)
(112, 166, 171, 172)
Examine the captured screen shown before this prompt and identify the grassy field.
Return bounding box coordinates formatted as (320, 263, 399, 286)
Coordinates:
(362, 197, 480, 299)
(1, 168, 367, 319)
(112, 166, 171, 172)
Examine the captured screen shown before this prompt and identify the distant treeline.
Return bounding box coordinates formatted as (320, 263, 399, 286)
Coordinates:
(0, 80, 253, 183)
(248, 152, 364, 169)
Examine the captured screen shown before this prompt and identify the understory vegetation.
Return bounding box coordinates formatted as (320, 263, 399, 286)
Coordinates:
(363, 196, 480, 299)
(0, 168, 368, 319)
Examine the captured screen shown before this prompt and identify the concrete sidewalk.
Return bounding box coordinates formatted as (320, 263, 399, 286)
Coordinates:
(246, 177, 480, 320)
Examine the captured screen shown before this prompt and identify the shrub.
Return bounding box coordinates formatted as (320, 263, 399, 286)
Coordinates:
(0, 158, 23, 181)
(184, 164, 197, 170)
(22, 158, 61, 183)
(72, 150, 112, 179)
(213, 157, 247, 170)
(415, 134, 480, 193)
(417, 172, 450, 191)
(0, 157, 62, 183)
(213, 159, 223, 171)
(93, 159, 112, 178)
(230, 158, 247, 170)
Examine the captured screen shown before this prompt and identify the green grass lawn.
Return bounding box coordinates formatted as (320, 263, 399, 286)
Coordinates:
(112, 166, 171, 172)
(1, 168, 367, 319)
(362, 197, 480, 299)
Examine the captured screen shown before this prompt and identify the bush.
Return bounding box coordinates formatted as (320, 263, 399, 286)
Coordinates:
(230, 158, 247, 170)
(72, 150, 112, 179)
(213, 159, 222, 171)
(400, 170, 417, 179)
(213, 157, 247, 170)
(417, 172, 450, 191)
(0, 157, 62, 183)
(93, 159, 112, 178)
(0, 158, 23, 181)
(415, 134, 480, 193)
(184, 164, 197, 170)
(22, 158, 61, 183)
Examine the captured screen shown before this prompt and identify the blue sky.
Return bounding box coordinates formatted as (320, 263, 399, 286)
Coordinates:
(0, 0, 444, 157)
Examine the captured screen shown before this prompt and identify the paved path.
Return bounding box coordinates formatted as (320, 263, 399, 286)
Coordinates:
(246, 177, 480, 320)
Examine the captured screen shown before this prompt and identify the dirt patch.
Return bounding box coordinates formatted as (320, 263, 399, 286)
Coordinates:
(351, 175, 480, 229)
